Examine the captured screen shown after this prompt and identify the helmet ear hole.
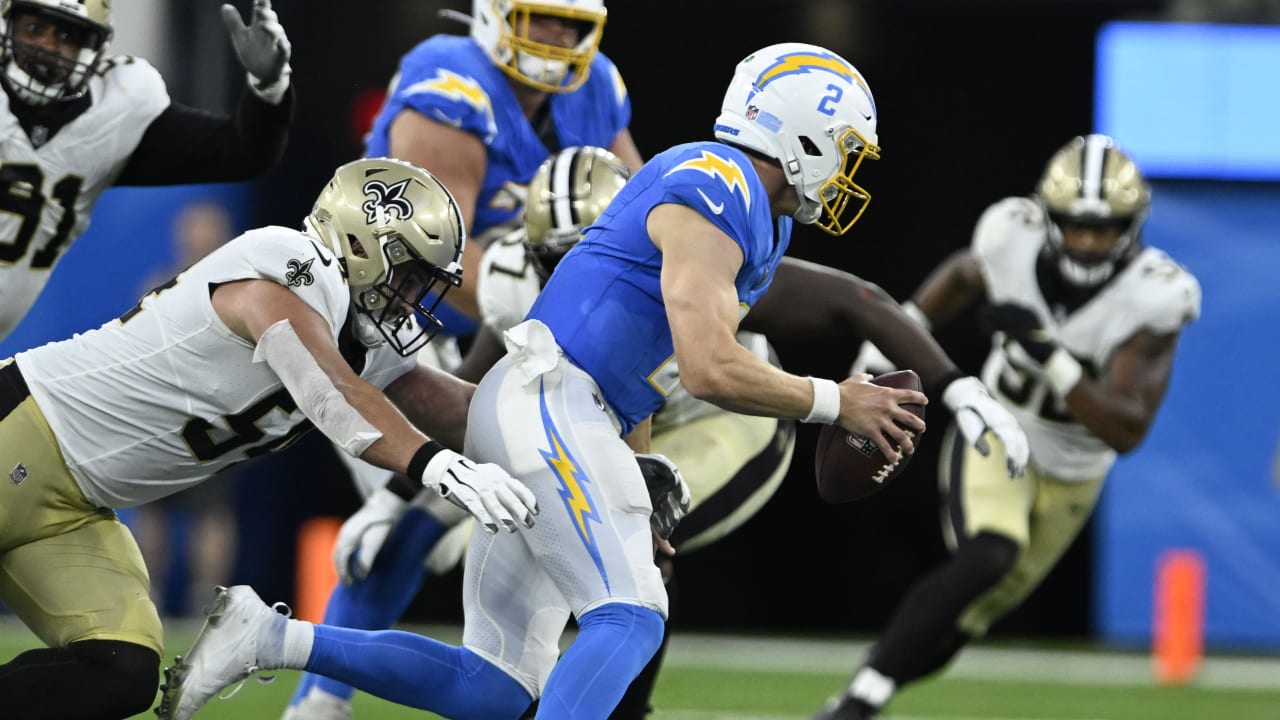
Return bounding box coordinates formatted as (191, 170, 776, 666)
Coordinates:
(798, 136, 823, 157)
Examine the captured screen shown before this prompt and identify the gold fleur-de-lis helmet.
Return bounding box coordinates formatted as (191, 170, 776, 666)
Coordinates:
(1, 0, 113, 105)
(1035, 134, 1151, 286)
(305, 157, 466, 356)
(524, 145, 630, 280)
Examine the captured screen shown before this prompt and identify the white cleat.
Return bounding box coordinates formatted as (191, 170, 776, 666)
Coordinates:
(280, 689, 354, 720)
(156, 585, 290, 720)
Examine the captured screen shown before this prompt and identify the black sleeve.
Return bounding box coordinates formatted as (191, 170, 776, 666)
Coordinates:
(114, 84, 295, 186)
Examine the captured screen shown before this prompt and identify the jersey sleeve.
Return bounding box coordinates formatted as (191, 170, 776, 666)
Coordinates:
(235, 227, 352, 339)
(971, 196, 1043, 294)
(659, 151, 756, 262)
(477, 232, 540, 335)
(591, 51, 631, 140)
(387, 43, 498, 144)
(1131, 250, 1202, 334)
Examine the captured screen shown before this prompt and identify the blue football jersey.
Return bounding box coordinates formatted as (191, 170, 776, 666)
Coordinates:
(529, 141, 793, 434)
(366, 35, 631, 239)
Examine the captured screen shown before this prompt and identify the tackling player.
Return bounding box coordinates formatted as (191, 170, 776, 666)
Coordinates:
(0, 0, 295, 341)
(0, 157, 538, 720)
(814, 134, 1201, 720)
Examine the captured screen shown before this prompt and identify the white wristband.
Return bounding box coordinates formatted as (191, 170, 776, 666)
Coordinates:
(1044, 347, 1083, 396)
(802, 377, 841, 424)
(901, 301, 932, 331)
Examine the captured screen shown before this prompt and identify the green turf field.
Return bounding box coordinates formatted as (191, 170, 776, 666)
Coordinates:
(3, 619, 1277, 719)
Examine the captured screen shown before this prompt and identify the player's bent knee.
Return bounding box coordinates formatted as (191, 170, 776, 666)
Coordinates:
(453, 647, 536, 720)
(957, 531, 1021, 586)
(70, 639, 160, 717)
(578, 602, 666, 666)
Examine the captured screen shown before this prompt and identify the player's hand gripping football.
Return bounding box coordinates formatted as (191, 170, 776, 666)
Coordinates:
(222, 0, 292, 102)
(421, 449, 538, 534)
(836, 374, 928, 464)
(333, 486, 406, 585)
(940, 375, 1030, 477)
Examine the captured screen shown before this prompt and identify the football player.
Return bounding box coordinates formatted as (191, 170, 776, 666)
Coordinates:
(0, 158, 538, 720)
(159, 42, 1030, 720)
(814, 134, 1201, 720)
(0, 0, 295, 342)
(284, 1, 642, 714)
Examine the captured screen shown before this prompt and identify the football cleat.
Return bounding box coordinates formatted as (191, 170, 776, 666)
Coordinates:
(156, 585, 290, 720)
(280, 689, 354, 720)
(813, 695, 879, 720)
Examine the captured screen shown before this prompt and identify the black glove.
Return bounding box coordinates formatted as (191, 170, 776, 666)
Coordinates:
(636, 453, 691, 540)
(980, 302, 1057, 363)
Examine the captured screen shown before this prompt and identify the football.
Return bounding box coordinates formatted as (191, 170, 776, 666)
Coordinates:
(814, 370, 927, 503)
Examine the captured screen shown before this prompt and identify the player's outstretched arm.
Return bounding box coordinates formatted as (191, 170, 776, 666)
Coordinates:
(213, 279, 537, 533)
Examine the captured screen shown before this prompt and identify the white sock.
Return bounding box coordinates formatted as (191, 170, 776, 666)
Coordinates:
(848, 666, 896, 707)
(280, 618, 315, 669)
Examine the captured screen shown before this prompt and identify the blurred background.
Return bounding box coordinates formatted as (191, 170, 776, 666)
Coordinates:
(2, 0, 1277, 656)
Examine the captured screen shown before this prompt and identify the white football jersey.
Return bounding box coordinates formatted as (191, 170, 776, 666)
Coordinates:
(474, 230, 771, 434)
(973, 197, 1201, 479)
(0, 56, 171, 340)
(14, 226, 416, 509)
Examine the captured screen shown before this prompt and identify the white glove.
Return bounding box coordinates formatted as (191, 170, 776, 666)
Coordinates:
(221, 0, 292, 103)
(333, 486, 405, 585)
(849, 340, 897, 377)
(941, 376, 1030, 477)
(637, 453, 691, 540)
(422, 449, 538, 534)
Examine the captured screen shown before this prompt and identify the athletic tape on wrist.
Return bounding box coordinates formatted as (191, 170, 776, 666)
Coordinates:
(1044, 348, 1083, 396)
(802, 377, 841, 424)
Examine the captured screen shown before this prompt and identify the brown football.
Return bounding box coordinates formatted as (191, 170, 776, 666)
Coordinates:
(814, 370, 926, 503)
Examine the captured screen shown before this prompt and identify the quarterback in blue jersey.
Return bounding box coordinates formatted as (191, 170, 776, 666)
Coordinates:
(165, 42, 1030, 720)
(286, 1, 641, 716)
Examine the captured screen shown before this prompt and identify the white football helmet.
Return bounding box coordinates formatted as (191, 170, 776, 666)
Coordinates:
(714, 42, 880, 236)
(0, 0, 111, 106)
(304, 158, 466, 356)
(470, 0, 606, 93)
(1036, 134, 1150, 286)
(524, 145, 630, 279)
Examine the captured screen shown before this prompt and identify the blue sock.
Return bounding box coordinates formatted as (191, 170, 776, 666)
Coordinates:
(536, 603, 665, 719)
(306, 626, 531, 720)
(290, 508, 449, 705)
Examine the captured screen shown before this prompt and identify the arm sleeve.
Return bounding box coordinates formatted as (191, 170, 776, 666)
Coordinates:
(115, 85, 295, 186)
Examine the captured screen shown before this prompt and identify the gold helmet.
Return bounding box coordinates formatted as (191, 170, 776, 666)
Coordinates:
(305, 157, 466, 356)
(1, 0, 112, 106)
(470, 0, 606, 93)
(1035, 134, 1150, 286)
(524, 145, 630, 280)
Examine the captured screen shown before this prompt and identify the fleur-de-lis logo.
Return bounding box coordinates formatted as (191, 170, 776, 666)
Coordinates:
(362, 179, 414, 225)
(285, 257, 315, 287)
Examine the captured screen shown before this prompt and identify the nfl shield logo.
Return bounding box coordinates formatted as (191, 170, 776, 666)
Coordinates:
(10, 463, 28, 486)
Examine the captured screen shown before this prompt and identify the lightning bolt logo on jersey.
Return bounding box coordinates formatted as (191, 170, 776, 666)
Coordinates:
(529, 142, 792, 434)
(537, 380, 609, 588)
(365, 35, 631, 241)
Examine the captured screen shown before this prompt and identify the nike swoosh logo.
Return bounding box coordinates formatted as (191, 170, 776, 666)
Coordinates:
(696, 187, 724, 215)
(308, 240, 333, 266)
